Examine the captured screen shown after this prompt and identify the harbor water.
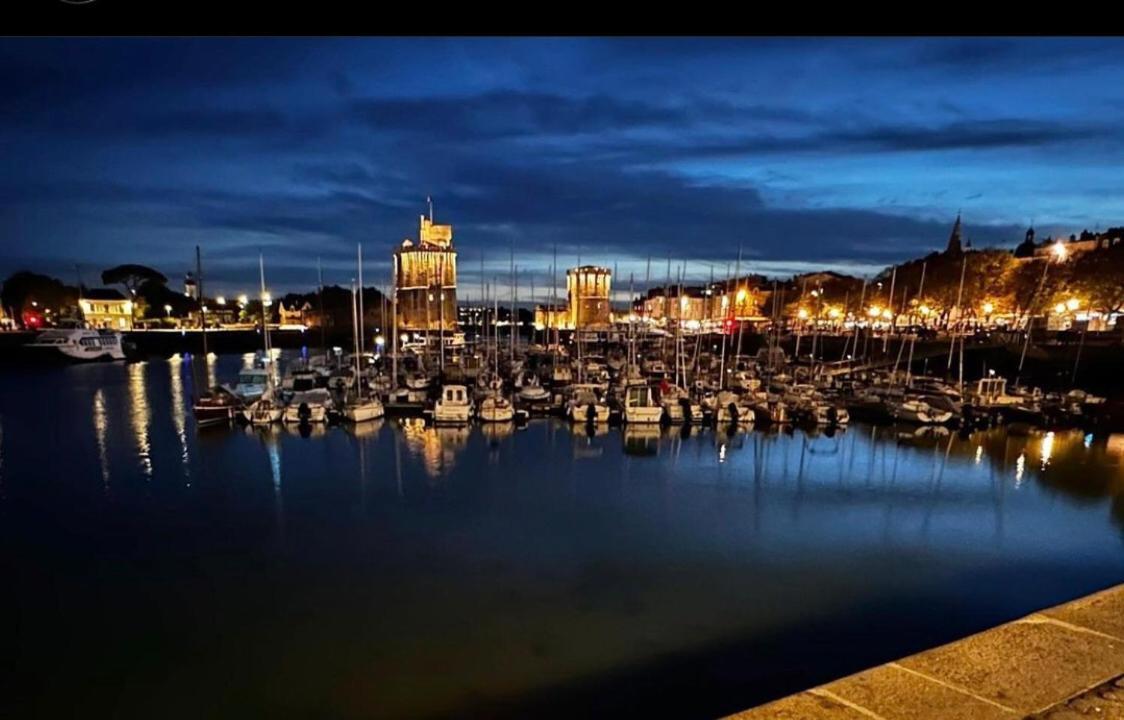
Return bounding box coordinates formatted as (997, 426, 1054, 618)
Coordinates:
(2, 353, 1123, 718)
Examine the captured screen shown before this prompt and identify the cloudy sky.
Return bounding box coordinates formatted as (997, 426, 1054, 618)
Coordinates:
(2, 37, 1122, 300)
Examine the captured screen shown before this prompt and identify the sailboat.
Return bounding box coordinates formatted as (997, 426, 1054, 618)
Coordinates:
(343, 281, 385, 423)
(243, 254, 283, 425)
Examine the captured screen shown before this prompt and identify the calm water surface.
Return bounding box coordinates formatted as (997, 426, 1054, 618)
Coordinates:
(2, 353, 1123, 719)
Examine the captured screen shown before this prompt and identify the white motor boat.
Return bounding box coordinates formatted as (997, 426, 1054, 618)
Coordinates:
(234, 367, 271, 402)
(713, 390, 755, 425)
(551, 363, 573, 385)
(405, 371, 433, 391)
(888, 398, 952, 425)
(244, 392, 284, 425)
(659, 385, 702, 424)
(566, 384, 611, 423)
(517, 373, 551, 403)
(283, 388, 333, 424)
(477, 394, 516, 422)
(26, 328, 126, 361)
(343, 396, 385, 423)
(434, 385, 473, 424)
(623, 385, 664, 424)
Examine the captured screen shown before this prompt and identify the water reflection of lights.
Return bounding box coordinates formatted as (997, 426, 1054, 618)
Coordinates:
(1015, 452, 1026, 486)
(128, 362, 153, 479)
(1085, 433, 1094, 449)
(1041, 431, 1055, 469)
(975, 445, 983, 465)
(718, 443, 727, 463)
(93, 389, 110, 488)
(168, 355, 190, 482)
(401, 419, 468, 478)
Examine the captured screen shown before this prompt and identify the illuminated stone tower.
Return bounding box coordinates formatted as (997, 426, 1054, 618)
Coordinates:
(394, 214, 458, 331)
(566, 265, 612, 329)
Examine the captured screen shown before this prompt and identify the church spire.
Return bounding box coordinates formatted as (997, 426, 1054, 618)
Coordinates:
(946, 213, 963, 255)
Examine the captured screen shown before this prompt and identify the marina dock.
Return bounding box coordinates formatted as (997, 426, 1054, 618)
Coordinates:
(729, 584, 1124, 719)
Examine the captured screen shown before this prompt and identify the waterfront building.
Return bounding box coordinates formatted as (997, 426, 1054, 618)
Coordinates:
(278, 300, 313, 327)
(394, 214, 458, 332)
(566, 265, 612, 329)
(534, 303, 572, 331)
(79, 288, 134, 330)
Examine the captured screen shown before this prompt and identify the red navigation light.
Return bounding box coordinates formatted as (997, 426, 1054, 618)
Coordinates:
(723, 318, 736, 334)
(22, 309, 43, 329)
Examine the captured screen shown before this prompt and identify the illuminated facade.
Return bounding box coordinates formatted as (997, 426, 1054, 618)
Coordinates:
(534, 304, 572, 331)
(566, 265, 612, 329)
(394, 215, 458, 331)
(636, 279, 763, 325)
(80, 289, 134, 330)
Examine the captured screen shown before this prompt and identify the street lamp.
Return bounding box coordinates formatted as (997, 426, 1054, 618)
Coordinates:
(237, 294, 249, 307)
(1051, 241, 1068, 261)
(1066, 298, 1080, 311)
(164, 304, 172, 318)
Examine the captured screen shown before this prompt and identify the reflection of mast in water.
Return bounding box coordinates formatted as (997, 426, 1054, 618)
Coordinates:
(394, 421, 403, 498)
(92, 389, 110, 490)
(169, 355, 190, 484)
(401, 418, 468, 479)
(260, 426, 284, 540)
(128, 362, 153, 480)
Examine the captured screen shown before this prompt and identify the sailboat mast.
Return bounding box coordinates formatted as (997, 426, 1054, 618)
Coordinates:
(258, 253, 271, 383)
(195, 245, 208, 361)
(391, 254, 398, 392)
(317, 256, 327, 357)
(352, 280, 361, 399)
(357, 244, 365, 355)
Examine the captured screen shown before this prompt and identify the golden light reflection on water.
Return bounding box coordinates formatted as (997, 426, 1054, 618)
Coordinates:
(401, 419, 468, 478)
(1041, 431, 1055, 469)
(168, 355, 190, 482)
(93, 389, 110, 489)
(128, 362, 152, 479)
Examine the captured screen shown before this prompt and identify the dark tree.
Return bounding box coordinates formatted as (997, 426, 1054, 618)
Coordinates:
(101, 264, 168, 297)
(1, 271, 79, 320)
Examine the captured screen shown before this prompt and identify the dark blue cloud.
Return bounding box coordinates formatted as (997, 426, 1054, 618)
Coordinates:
(1, 37, 1121, 295)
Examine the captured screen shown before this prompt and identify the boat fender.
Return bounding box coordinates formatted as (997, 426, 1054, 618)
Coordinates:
(727, 402, 739, 422)
(586, 403, 597, 423)
(679, 397, 692, 422)
(298, 402, 311, 422)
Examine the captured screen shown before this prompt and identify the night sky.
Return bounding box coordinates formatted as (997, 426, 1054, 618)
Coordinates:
(3, 37, 1123, 300)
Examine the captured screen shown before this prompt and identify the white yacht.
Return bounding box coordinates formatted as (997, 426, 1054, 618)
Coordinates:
(434, 385, 473, 424)
(234, 368, 271, 402)
(623, 385, 664, 424)
(517, 373, 551, 403)
(343, 396, 385, 423)
(712, 390, 756, 425)
(26, 328, 126, 361)
(888, 398, 953, 425)
(244, 391, 284, 425)
(477, 394, 516, 422)
(659, 385, 702, 424)
(283, 388, 333, 424)
(566, 384, 611, 423)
